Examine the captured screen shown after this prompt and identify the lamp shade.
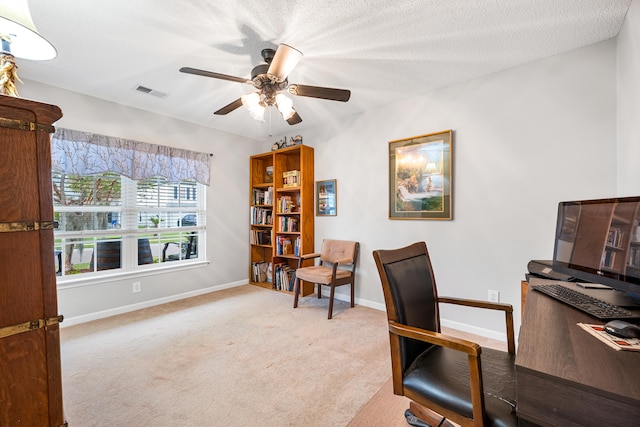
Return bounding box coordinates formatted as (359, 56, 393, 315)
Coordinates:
(0, 0, 56, 60)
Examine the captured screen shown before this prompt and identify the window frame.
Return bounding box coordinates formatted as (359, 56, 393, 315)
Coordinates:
(53, 172, 207, 286)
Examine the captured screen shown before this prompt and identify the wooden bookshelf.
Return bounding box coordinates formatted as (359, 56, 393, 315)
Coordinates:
(249, 145, 314, 296)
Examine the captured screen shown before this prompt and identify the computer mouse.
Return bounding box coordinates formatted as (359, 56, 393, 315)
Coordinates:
(604, 320, 640, 339)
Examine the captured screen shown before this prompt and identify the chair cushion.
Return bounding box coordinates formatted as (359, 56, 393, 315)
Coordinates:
(321, 239, 356, 263)
(295, 265, 353, 284)
(403, 346, 517, 427)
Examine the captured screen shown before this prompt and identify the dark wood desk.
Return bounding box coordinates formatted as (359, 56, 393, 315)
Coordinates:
(516, 278, 640, 426)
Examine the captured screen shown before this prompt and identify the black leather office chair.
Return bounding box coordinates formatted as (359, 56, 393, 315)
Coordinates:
(373, 242, 517, 427)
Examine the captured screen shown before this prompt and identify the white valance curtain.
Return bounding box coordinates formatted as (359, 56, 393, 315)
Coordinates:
(51, 127, 211, 186)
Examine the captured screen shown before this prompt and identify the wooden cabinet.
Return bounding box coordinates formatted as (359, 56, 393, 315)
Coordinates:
(0, 96, 65, 426)
(249, 145, 314, 296)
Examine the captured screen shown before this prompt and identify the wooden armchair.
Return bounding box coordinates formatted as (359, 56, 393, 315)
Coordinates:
(373, 242, 517, 427)
(292, 239, 359, 319)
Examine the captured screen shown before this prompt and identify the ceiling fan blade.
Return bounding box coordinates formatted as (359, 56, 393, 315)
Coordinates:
(286, 110, 302, 125)
(214, 98, 243, 115)
(267, 44, 303, 81)
(288, 84, 351, 102)
(180, 67, 251, 84)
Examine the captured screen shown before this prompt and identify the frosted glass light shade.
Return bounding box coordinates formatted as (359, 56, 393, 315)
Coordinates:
(275, 93, 295, 120)
(241, 92, 265, 121)
(0, 0, 56, 60)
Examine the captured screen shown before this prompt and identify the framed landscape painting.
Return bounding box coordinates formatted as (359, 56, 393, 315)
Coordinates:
(388, 130, 453, 220)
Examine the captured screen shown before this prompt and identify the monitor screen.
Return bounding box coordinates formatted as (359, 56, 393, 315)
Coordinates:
(552, 196, 640, 300)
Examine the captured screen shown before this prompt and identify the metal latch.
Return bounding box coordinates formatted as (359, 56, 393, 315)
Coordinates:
(0, 221, 58, 233)
(0, 315, 64, 339)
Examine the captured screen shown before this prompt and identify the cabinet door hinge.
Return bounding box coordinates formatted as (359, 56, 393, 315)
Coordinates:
(0, 315, 64, 339)
(0, 117, 55, 133)
(0, 221, 58, 233)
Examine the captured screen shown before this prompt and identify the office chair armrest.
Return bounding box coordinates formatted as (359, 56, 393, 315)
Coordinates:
(388, 320, 481, 356)
(438, 297, 515, 354)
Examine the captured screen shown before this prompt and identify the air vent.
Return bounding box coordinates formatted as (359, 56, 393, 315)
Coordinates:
(134, 85, 168, 99)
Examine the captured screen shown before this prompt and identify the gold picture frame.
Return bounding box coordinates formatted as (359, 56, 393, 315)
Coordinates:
(316, 179, 337, 216)
(389, 130, 453, 220)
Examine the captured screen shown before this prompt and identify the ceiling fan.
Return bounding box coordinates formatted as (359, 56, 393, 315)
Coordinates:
(179, 44, 351, 125)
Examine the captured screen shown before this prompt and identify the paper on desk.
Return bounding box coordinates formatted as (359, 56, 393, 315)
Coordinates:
(578, 323, 640, 352)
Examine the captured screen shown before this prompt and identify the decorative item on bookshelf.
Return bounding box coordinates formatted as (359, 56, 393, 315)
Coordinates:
(283, 170, 300, 187)
(264, 166, 274, 183)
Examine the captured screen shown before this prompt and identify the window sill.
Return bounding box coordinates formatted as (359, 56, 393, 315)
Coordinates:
(55, 259, 210, 290)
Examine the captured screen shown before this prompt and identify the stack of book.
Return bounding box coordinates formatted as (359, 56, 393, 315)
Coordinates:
(253, 186, 273, 205)
(250, 207, 272, 225)
(250, 230, 272, 245)
(251, 261, 272, 283)
(273, 263, 296, 291)
(278, 216, 298, 232)
(277, 195, 296, 213)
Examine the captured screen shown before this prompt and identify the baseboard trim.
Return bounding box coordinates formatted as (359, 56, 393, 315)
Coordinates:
(327, 290, 508, 343)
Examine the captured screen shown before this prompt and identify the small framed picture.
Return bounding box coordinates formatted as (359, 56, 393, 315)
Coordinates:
(316, 179, 337, 216)
(389, 130, 453, 220)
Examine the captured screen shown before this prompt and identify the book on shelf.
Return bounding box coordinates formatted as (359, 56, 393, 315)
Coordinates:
(277, 195, 296, 213)
(578, 323, 640, 351)
(273, 262, 296, 291)
(250, 206, 273, 225)
(278, 216, 298, 232)
(275, 235, 301, 256)
(250, 229, 272, 245)
(253, 186, 273, 205)
(252, 261, 272, 283)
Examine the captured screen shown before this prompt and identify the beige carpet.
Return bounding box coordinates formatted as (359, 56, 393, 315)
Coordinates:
(60, 285, 508, 426)
(60, 285, 392, 426)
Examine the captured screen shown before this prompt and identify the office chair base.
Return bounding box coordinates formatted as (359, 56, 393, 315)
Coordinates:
(405, 409, 432, 427)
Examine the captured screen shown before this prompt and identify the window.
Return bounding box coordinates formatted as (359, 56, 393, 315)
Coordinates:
(50, 127, 211, 281)
(53, 172, 205, 279)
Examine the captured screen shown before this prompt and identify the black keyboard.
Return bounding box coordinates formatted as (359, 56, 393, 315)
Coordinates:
(531, 283, 640, 320)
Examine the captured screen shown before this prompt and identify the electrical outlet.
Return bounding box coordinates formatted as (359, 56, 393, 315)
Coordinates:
(132, 281, 141, 293)
(488, 289, 500, 302)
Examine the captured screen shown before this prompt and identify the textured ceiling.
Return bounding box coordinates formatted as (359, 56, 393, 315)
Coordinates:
(19, 0, 632, 141)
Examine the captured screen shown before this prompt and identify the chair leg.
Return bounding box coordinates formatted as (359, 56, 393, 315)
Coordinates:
(317, 283, 322, 298)
(350, 282, 355, 307)
(293, 277, 300, 308)
(328, 285, 336, 319)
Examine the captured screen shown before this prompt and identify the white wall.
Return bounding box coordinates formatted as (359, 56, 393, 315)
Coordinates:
(25, 33, 625, 339)
(303, 39, 618, 337)
(618, 0, 640, 196)
(21, 81, 258, 323)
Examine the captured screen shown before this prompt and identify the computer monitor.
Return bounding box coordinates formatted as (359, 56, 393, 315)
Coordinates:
(552, 196, 640, 306)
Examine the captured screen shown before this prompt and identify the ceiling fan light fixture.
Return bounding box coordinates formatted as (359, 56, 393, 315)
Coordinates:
(241, 92, 265, 121)
(275, 93, 295, 120)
